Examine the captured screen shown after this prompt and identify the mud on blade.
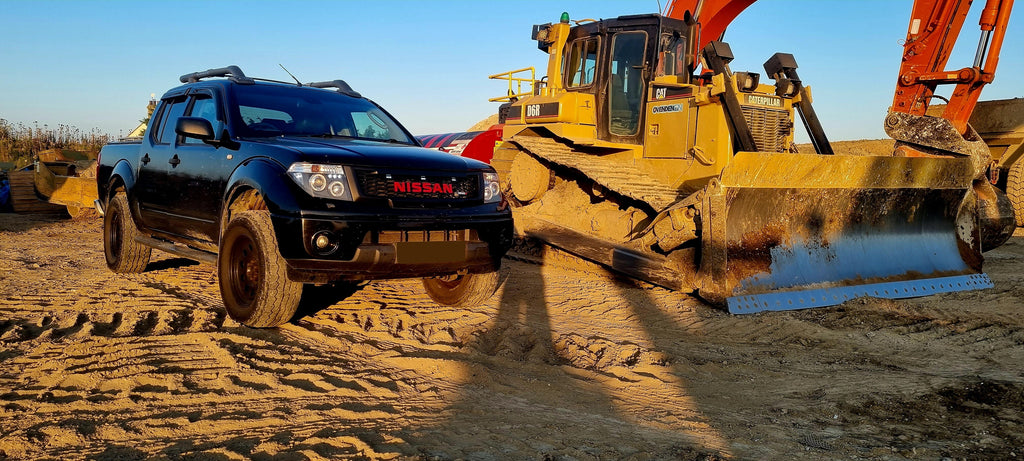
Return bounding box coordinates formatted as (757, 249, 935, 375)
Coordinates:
(698, 152, 990, 313)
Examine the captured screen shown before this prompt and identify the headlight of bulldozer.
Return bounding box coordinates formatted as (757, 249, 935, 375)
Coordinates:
(483, 172, 501, 203)
(287, 163, 353, 201)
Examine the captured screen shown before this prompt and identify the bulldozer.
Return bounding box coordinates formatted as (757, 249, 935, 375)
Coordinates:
(480, 0, 1015, 313)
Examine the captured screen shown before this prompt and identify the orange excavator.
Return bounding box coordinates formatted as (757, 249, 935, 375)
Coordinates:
(435, 0, 1015, 313)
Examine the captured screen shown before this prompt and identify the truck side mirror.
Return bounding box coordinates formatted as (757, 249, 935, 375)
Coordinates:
(176, 117, 215, 141)
(176, 117, 235, 148)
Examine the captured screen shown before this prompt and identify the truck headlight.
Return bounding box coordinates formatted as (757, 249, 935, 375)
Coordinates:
(483, 172, 501, 203)
(288, 163, 353, 201)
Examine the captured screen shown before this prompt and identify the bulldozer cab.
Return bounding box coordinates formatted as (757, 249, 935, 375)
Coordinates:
(557, 15, 691, 146)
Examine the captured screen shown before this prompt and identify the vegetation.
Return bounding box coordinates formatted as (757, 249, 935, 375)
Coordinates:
(0, 119, 109, 171)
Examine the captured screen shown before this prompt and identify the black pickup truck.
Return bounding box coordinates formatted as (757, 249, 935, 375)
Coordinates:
(96, 66, 513, 327)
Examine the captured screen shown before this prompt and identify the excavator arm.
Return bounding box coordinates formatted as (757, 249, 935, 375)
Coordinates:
(667, 0, 1014, 136)
(893, 0, 1013, 134)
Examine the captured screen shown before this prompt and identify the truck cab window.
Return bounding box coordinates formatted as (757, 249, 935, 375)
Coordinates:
(231, 85, 414, 144)
(184, 95, 218, 145)
(156, 97, 188, 145)
(609, 31, 647, 136)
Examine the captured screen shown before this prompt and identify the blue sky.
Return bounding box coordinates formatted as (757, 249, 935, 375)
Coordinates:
(1, 0, 1020, 142)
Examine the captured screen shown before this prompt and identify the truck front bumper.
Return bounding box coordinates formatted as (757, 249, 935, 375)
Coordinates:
(271, 209, 513, 284)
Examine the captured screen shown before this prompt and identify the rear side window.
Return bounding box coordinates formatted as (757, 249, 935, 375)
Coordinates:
(154, 97, 188, 145)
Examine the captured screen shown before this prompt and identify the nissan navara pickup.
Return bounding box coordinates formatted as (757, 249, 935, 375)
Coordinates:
(96, 66, 513, 327)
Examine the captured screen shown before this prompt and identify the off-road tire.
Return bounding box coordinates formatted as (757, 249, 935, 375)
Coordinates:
(218, 210, 302, 327)
(1006, 161, 1024, 226)
(103, 191, 151, 273)
(422, 271, 501, 307)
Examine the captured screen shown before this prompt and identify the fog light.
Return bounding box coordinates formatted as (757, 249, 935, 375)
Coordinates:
(311, 231, 339, 255)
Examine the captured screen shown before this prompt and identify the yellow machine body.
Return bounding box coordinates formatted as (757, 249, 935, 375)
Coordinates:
(488, 13, 1009, 312)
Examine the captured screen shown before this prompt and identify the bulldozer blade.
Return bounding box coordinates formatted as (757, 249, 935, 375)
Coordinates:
(700, 152, 989, 314)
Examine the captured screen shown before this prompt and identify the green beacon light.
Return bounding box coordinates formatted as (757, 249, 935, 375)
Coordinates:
(560, 12, 570, 24)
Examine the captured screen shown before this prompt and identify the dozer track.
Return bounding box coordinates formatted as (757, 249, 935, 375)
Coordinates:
(509, 136, 684, 211)
(494, 135, 698, 292)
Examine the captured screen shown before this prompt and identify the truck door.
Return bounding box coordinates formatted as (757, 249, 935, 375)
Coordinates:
(135, 94, 187, 231)
(165, 91, 234, 245)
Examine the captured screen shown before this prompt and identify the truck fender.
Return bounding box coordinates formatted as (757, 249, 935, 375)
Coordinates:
(222, 158, 302, 217)
(104, 159, 137, 204)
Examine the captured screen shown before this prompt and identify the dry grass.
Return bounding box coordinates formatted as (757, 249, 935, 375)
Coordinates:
(0, 119, 108, 171)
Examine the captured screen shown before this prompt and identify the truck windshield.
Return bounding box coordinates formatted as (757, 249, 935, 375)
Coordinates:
(230, 84, 414, 144)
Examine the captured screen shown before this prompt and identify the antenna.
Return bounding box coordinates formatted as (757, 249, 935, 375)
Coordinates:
(279, 64, 302, 86)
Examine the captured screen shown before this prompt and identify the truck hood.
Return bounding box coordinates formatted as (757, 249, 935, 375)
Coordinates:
(257, 136, 490, 171)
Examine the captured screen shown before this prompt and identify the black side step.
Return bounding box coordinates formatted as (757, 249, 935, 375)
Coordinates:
(134, 236, 217, 265)
(517, 215, 685, 291)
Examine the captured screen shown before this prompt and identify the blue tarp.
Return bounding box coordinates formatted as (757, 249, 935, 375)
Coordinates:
(0, 179, 9, 208)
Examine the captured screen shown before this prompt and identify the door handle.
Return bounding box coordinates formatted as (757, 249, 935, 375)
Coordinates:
(141, 153, 150, 165)
(169, 155, 180, 167)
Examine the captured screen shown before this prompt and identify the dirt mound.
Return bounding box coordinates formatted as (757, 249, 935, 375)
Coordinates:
(468, 114, 500, 132)
(797, 138, 896, 156)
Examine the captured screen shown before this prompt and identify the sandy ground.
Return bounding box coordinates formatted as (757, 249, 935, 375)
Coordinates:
(1, 212, 1023, 460)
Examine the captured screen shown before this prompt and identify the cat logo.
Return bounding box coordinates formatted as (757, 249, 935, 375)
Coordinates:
(746, 95, 783, 107)
(655, 88, 667, 100)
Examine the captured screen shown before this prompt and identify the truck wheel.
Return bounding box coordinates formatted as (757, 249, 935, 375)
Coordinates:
(422, 271, 501, 307)
(1006, 161, 1024, 226)
(103, 191, 151, 273)
(218, 210, 302, 328)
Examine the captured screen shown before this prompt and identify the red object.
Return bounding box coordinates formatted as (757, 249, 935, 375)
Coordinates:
(665, 0, 757, 70)
(891, 0, 1013, 134)
(416, 125, 504, 164)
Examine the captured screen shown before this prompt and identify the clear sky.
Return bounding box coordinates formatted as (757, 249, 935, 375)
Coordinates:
(1, 0, 1020, 142)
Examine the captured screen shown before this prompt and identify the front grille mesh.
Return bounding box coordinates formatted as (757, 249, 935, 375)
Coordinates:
(741, 106, 790, 152)
(354, 169, 478, 200)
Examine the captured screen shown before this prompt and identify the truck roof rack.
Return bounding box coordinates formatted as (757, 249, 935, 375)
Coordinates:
(307, 80, 361, 98)
(179, 66, 255, 85)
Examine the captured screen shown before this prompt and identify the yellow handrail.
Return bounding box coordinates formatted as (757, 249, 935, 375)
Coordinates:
(488, 67, 537, 103)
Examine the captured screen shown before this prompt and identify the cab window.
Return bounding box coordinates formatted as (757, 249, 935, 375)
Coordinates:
(564, 37, 599, 88)
(656, 32, 688, 79)
(154, 97, 188, 145)
(183, 95, 219, 145)
(609, 31, 647, 136)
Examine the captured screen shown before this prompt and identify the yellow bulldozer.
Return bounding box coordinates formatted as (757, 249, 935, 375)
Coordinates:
(483, 0, 1015, 313)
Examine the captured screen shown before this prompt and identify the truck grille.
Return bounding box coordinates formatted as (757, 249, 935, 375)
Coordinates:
(742, 106, 790, 152)
(354, 169, 479, 200)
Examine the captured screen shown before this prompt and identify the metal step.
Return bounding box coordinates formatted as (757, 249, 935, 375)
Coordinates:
(134, 235, 217, 265)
